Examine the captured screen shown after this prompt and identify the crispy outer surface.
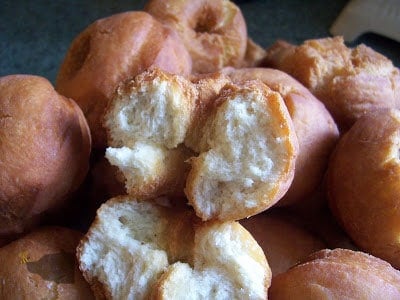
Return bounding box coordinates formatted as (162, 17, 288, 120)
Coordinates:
(263, 37, 400, 131)
(56, 11, 192, 148)
(327, 108, 400, 268)
(145, 0, 247, 73)
(0, 74, 91, 237)
(269, 248, 400, 300)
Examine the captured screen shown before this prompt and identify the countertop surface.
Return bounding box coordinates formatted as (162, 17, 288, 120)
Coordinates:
(1, 0, 399, 84)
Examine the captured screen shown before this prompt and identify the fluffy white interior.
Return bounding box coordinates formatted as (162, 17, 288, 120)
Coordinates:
(158, 223, 267, 300)
(105, 142, 167, 191)
(105, 78, 191, 149)
(79, 199, 268, 300)
(159, 262, 234, 300)
(192, 91, 287, 218)
(79, 201, 170, 299)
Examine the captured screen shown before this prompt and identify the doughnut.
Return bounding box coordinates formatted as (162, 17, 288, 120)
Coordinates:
(0, 227, 94, 299)
(77, 196, 271, 299)
(240, 210, 326, 276)
(262, 36, 400, 131)
(184, 80, 298, 221)
(145, 0, 247, 74)
(327, 108, 400, 268)
(103, 68, 297, 221)
(103, 68, 196, 200)
(0, 75, 91, 237)
(56, 11, 192, 149)
(222, 67, 339, 208)
(269, 248, 400, 299)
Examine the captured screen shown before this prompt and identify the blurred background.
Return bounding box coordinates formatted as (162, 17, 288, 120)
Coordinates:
(1, 0, 399, 83)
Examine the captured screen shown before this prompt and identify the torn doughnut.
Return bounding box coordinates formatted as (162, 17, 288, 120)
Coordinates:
(223, 67, 339, 209)
(145, 0, 247, 74)
(185, 80, 298, 221)
(77, 196, 271, 299)
(56, 11, 192, 148)
(103, 68, 196, 200)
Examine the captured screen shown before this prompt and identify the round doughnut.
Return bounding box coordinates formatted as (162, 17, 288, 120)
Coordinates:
(262, 36, 400, 131)
(145, 0, 247, 74)
(0, 75, 91, 238)
(56, 11, 192, 149)
(223, 67, 339, 209)
(327, 108, 400, 268)
(0, 226, 94, 299)
(240, 210, 326, 276)
(269, 248, 400, 299)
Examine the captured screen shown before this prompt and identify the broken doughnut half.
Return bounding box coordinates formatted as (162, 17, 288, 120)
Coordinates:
(185, 79, 298, 221)
(103, 68, 298, 221)
(77, 196, 271, 299)
(103, 69, 197, 200)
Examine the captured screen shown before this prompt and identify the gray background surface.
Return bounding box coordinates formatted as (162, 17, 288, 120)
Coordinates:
(1, 0, 399, 84)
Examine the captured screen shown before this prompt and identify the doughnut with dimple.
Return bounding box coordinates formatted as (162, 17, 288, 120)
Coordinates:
(223, 67, 339, 208)
(56, 11, 192, 149)
(327, 108, 400, 268)
(269, 248, 400, 299)
(145, 0, 247, 74)
(77, 196, 271, 299)
(0, 227, 94, 299)
(0, 75, 91, 237)
(262, 36, 400, 131)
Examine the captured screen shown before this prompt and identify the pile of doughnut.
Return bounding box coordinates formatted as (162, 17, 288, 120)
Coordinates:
(1, 0, 400, 298)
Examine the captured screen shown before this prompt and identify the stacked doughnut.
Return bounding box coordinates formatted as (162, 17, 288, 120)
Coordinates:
(3, 0, 400, 298)
(56, 0, 400, 298)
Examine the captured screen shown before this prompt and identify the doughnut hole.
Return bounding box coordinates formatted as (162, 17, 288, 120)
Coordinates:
(145, 0, 247, 73)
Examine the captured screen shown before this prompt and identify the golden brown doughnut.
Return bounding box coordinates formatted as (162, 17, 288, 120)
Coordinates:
(0, 226, 94, 299)
(263, 36, 400, 131)
(269, 248, 400, 299)
(0, 75, 91, 238)
(145, 0, 247, 74)
(223, 67, 339, 208)
(327, 108, 400, 268)
(240, 210, 326, 276)
(56, 11, 192, 149)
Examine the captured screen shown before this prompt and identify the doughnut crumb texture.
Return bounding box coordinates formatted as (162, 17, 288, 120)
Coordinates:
(103, 68, 197, 199)
(263, 36, 400, 130)
(185, 81, 298, 221)
(77, 196, 271, 300)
